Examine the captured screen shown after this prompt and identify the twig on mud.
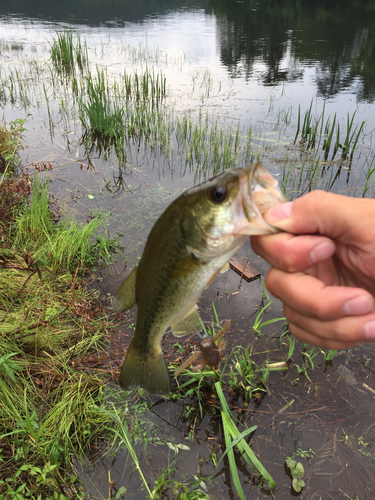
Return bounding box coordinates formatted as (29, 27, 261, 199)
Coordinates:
(238, 251, 251, 289)
(71, 263, 80, 303)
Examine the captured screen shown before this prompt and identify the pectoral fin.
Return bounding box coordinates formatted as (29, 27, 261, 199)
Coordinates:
(171, 254, 203, 279)
(113, 266, 137, 312)
(205, 262, 229, 290)
(171, 306, 203, 337)
(220, 262, 230, 273)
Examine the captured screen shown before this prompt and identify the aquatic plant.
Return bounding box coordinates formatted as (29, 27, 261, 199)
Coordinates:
(215, 382, 276, 496)
(50, 30, 88, 75)
(294, 100, 365, 162)
(77, 67, 167, 150)
(286, 456, 305, 493)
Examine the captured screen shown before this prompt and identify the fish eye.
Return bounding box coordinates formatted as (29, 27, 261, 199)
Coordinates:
(210, 185, 227, 203)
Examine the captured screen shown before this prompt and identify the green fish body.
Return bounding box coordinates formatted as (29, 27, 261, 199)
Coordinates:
(113, 162, 285, 395)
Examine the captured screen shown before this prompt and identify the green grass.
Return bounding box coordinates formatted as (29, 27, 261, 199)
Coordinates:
(51, 31, 88, 75)
(215, 382, 276, 495)
(0, 169, 124, 498)
(0, 118, 26, 178)
(294, 99, 365, 162)
(77, 67, 167, 163)
(11, 176, 117, 273)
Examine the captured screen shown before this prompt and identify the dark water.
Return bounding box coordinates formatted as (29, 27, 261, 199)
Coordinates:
(2, 1, 375, 498)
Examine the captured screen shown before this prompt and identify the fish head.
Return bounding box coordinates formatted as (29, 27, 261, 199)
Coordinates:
(183, 161, 286, 257)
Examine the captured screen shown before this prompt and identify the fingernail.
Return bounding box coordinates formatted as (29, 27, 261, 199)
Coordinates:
(343, 296, 373, 316)
(265, 202, 292, 222)
(364, 320, 375, 341)
(309, 241, 335, 264)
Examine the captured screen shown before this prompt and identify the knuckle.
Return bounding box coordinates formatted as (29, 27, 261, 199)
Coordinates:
(265, 269, 280, 296)
(282, 304, 293, 321)
(250, 236, 263, 256)
(280, 252, 300, 272)
(312, 301, 329, 320)
(303, 190, 330, 207)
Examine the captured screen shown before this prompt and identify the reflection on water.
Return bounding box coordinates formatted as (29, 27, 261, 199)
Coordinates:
(212, 0, 375, 100)
(2, 0, 375, 498)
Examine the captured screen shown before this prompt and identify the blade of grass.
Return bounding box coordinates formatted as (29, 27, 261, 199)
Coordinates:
(101, 404, 153, 498)
(221, 411, 246, 500)
(217, 424, 257, 464)
(215, 382, 276, 491)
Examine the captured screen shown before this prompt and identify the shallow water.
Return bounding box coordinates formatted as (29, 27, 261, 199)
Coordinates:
(2, 1, 375, 498)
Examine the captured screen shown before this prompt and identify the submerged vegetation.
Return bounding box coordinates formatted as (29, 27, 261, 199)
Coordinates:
(2, 29, 372, 193)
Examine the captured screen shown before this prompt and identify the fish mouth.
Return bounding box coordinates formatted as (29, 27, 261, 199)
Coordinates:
(239, 161, 286, 235)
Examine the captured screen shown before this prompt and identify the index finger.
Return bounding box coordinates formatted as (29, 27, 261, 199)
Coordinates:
(251, 232, 335, 273)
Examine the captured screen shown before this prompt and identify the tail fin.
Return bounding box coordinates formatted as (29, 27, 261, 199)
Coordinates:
(119, 343, 171, 395)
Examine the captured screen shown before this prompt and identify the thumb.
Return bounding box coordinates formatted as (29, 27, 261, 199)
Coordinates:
(263, 190, 371, 242)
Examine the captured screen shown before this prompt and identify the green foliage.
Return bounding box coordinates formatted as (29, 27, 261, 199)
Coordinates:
(12, 176, 117, 273)
(50, 31, 88, 75)
(77, 66, 166, 153)
(0, 352, 22, 382)
(227, 347, 267, 404)
(280, 331, 337, 383)
(78, 69, 126, 141)
(151, 464, 210, 500)
(0, 118, 26, 177)
(215, 382, 276, 495)
(0, 169, 128, 498)
(251, 300, 285, 337)
(294, 99, 365, 162)
(295, 447, 315, 459)
(285, 457, 305, 493)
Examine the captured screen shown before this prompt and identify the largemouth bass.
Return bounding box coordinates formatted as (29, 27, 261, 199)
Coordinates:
(113, 161, 285, 395)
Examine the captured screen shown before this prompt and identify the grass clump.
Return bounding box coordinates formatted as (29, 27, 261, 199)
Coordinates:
(50, 31, 88, 75)
(0, 118, 26, 176)
(78, 69, 126, 143)
(294, 100, 365, 162)
(0, 164, 124, 497)
(10, 176, 117, 273)
(77, 67, 167, 152)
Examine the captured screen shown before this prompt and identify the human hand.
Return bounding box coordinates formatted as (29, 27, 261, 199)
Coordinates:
(251, 190, 375, 349)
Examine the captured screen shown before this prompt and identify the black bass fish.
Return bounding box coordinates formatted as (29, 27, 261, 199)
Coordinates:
(113, 162, 285, 395)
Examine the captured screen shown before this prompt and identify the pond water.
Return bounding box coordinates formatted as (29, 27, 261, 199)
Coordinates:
(2, 0, 375, 498)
